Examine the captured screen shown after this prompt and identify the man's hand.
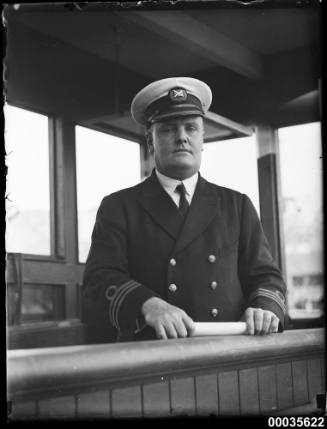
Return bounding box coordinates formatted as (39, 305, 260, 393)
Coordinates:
(141, 297, 195, 340)
(241, 307, 279, 335)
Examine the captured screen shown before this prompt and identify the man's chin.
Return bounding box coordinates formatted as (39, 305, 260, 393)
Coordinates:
(164, 163, 199, 179)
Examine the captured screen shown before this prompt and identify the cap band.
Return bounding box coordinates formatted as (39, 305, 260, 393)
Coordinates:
(145, 91, 204, 125)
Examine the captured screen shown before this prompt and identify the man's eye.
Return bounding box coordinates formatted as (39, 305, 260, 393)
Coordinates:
(161, 126, 174, 132)
(186, 125, 197, 132)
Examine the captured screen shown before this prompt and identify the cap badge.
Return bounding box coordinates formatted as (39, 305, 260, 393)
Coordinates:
(169, 88, 187, 102)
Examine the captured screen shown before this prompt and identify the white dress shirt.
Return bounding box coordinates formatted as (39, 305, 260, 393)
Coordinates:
(155, 169, 199, 207)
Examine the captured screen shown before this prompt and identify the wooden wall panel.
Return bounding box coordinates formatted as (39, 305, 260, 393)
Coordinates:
(9, 358, 326, 419)
(9, 401, 37, 421)
(76, 390, 110, 418)
(142, 381, 170, 417)
(8, 321, 85, 350)
(276, 362, 293, 410)
(38, 395, 76, 419)
(239, 368, 259, 415)
(218, 371, 240, 415)
(111, 386, 142, 418)
(307, 359, 323, 402)
(320, 358, 325, 391)
(258, 365, 277, 414)
(170, 377, 196, 416)
(292, 360, 309, 406)
(195, 374, 219, 416)
(7, 330, 324, 418)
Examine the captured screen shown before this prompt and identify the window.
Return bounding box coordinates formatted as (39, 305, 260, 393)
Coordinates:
(21, 284, 65, 323)
(278, 122, 323, 319)
(5, 105, 51, 255)
(76, 126, 141, 263)
(200, 135, 260, 214)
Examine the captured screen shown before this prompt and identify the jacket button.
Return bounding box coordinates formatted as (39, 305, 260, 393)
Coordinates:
(208, 254, 216, 263)
(211, 308, 218, 317)
(210, 281, 218, 290)
(168, 283, 177, 293)
(170, 258, 177, 267)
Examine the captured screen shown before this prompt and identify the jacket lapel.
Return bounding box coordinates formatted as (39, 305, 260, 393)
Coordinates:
(173, 175, 219, 255)
(138, 172, 183, 239)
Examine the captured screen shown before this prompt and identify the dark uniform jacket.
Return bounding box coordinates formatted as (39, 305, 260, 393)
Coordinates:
(82, 171, 287, 343)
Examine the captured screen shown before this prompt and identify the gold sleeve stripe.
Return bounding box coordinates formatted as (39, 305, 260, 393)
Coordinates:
(110, 280, 141, 329)
(113, 282, 141, 329)
(108, 279, 135, 327)
(248, 288, 286, 314)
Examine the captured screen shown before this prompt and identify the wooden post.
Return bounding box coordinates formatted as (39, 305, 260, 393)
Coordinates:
(53, 118, 79, 319)
(49, 118, 65, 259)
(256, 124, 286, 276)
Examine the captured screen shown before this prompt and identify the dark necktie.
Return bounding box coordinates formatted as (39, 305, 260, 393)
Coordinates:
(176, 183, 189, 217)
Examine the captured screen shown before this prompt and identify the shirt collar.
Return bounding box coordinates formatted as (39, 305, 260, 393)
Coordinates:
(155, 169, 199, 197)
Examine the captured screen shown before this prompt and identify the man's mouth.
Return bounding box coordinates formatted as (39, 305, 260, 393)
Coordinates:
(174, 149, 191, 153)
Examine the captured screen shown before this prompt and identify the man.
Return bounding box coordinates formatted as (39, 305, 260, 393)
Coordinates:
(82, 77, 287, 343)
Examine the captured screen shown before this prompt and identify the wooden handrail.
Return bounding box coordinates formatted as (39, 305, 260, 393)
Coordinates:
(7, 329, 324, 401)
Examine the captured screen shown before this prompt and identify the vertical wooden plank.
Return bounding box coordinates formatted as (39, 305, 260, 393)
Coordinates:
(218, 371, 240, 415)
(111, 386, 142, 418)
(61, 120, 79, 318)
(38, 395, 76, 419)
(48, 117, 65, 259)
(292, 360, 309, 406)
(258, 365, 277, 414)
(195, 374, 218, 416)
(307, 359, 323, 401)
(321, 358, 325, 391)
(239, 368, 259, 415)
(61, 119, 78, 264)
(77, 390, 110, 418)
(9, 401, 37, 421)
(276, 362, 293, 410)
(143, 381, 170, 417)
(170, 377, 196, 416)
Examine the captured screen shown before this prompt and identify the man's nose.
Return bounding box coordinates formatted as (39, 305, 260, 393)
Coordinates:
(175, 126, 188, 144)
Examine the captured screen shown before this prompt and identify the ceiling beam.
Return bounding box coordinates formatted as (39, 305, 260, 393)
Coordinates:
(124, 11, 263, 80)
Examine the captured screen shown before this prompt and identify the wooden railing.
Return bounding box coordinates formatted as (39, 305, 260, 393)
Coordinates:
(7, 329, 325, 419)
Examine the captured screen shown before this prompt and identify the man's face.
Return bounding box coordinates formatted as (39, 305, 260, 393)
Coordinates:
(147, 115, 204, 180)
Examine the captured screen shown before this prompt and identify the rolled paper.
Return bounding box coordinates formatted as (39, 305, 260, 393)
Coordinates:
(192, 322, 247, 336)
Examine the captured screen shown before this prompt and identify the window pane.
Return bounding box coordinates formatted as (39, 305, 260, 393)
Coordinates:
(200, 136, 260, 214)
(21, 284, 65, 323)
(5, 105, 51, 255)
(278, 122, 323, 319)
(76, 126, 141, 263)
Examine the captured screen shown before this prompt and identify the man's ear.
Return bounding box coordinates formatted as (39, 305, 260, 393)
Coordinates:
(201, 128, 205, 150)
(146, 130, 154, 153)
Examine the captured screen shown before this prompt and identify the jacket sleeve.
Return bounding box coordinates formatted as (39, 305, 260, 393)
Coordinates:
(238, 194, 287, 329)
(82, 194, 159, 336)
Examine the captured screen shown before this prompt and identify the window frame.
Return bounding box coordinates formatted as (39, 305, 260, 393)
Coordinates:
(277, 121, 323, 324)
(74, 123, 142, 264)
(5, 103, 55, 260)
